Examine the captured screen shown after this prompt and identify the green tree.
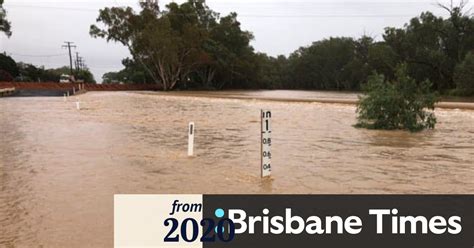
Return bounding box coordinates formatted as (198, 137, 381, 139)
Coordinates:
(91, 0, 212, 90)
(44, 66, 95, 83)
(13, 63, 95, 83)
(287, 37, 358, 90)
(453, 51, 474, 96)
(204, 13, 256, 89)
(91, 0, 256, 90)
(383, 2, 474, 91)
(356, 65, 438, 132)
(102, 71, 120, 84)
(367, 42, 398, 80)
(0, 69, 13, 81)
(17, 62, 41, 82)
(102, 58, 152, 84)
(252, 53, 289, 89)
(0, 53, 18, 77)
(0, 0, 11, 37)
(76, 69, 96, 83)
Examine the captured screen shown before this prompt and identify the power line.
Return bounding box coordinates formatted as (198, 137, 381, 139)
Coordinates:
(9, 53, 68, 57)
(5, 5, 422, 18)
(6, 3, 441, 18)
(62, 41, 77, 75)
(6, 1, 437, 5)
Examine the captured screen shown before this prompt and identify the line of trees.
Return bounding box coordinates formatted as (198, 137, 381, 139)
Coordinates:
(1, 0, 473, 94)
(96, 0, 474, 95)
(0, 53, 96, 83)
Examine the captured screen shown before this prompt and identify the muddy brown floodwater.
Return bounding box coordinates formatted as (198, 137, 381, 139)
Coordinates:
(1, 91, 473, 247)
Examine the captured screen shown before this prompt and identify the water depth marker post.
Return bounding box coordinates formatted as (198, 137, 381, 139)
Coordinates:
(261, 110, 272, 177)
(188, 122, 195, 156)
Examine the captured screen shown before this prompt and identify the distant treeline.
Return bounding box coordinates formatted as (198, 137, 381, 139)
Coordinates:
(0, 53, 96, 83)
(97, 0, 474, 95)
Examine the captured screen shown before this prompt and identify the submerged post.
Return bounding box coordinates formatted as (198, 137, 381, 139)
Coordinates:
(188, 122, 195, 156)
(261, 110, 272, 177)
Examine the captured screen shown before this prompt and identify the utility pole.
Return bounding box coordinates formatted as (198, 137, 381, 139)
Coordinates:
(75, 52, 80, 72)
(78, 57, 84, 70)
(62, 41, 76, 75)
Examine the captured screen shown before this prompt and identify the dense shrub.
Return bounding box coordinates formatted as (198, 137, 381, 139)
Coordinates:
(356, 65, 438, 132)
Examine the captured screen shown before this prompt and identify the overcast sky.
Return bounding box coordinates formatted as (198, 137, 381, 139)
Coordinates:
(0, 0, 456, 82)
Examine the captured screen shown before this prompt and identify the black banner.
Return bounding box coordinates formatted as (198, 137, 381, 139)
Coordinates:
(203, 195, 474, 248)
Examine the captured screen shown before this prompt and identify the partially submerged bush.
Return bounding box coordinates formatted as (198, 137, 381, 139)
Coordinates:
(356, 65, 438, 132)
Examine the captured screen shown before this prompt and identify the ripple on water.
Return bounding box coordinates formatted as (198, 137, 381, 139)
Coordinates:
(0, 92, 473, 247)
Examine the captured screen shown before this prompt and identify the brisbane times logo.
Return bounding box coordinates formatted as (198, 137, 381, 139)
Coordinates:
(163, 199, 462, 243)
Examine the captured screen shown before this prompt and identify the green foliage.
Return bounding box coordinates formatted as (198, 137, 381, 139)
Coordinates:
(0, 0, 11, 37)
(252, 53, 289, 89)
(91, 0, 257, 90)
(0, 53, 18, 77)
(16, 62, 44, 82)
(383, 6, 474, 91)
(76, 69, 96, 83)
(12, 63, 95, 83)
(279, 3, 474, 93)
(288, 37, 359, 90)
(0, 69, 13, 81)
(367, 43, 398, 81)
(94, 0, 474, 93)
(102, 58, 152, 84)
(356, 65, 438, 132)
(453, 52, 474, 96)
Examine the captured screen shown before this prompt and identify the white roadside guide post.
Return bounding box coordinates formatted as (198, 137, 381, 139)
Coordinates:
(188, 122, 195, 156)
(76, 101, 81, 110)
(63, 93, 67, 102)
(261, 110, 272, 177)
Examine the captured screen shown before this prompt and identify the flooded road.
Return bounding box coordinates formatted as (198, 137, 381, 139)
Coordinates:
(1, 91, 473, 247)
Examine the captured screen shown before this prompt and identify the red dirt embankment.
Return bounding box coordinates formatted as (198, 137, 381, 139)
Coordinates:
(0, 82, 160, 91)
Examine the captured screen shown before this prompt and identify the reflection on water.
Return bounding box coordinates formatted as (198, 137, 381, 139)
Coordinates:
(0, 91, 473, 247)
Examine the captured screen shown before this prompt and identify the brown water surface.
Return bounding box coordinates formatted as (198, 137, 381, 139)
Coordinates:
(0, 91, 473, 247)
